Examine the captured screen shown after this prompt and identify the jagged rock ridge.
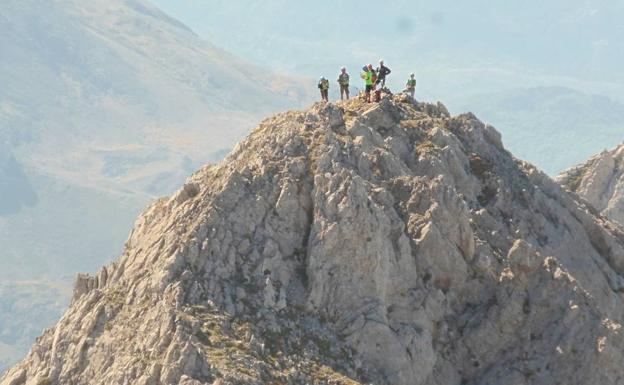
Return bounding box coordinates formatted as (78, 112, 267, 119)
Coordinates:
(557, 144, 624, 226)
(5, 95, 624, 385)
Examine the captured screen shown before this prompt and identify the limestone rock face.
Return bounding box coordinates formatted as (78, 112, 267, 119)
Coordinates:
(5, 95, 624, 385)
(557, 144, 624, 226)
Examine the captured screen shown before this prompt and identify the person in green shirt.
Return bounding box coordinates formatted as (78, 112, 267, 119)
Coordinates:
(361, 64, 374, 103)
(337, 67, 350, 100)
(405, 73, 417, 99)
(318, 76, 329, 102)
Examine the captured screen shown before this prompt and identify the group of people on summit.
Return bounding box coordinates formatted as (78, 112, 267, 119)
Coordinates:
(318, 60, 417, 103)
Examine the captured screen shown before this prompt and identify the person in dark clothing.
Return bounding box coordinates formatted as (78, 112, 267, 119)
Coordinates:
(376, 60, 391, 88)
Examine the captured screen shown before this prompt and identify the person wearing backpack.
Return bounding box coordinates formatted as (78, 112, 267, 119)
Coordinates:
(405, 73, 417, 98)
(370, 64, 378, 88)
(318, 77, 330, 102)
(337, 67, 350, 100)
(376, 60, 391, 88)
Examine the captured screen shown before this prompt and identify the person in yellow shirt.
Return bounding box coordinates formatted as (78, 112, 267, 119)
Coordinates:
(318, 77, 329, 102)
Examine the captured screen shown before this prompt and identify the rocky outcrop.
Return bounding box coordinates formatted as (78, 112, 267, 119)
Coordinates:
(5, 95, 624, 385)
(557, 144, 624, 226)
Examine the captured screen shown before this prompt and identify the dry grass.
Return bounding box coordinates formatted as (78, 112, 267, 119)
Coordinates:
(177, 305, 364, 384)
(415, 140, 439, 156)
(565, 163, 592, 192)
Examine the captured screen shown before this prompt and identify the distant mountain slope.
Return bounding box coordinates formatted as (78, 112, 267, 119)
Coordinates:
(1, 0, 309, 181)
(0, 147, 37, 216)
(455, 87, 624, 175)
(0, 281, 71, 373)
(0, 0, 311, 277)
(0, 0, 311, 373)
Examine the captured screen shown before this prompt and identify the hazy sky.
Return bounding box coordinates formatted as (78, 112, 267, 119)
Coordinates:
(150, 0, 624, 105)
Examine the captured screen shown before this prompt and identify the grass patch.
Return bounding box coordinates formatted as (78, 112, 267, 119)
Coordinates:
(565, 163, 592, 192)
(104, 284, 126, 307)
(415, 140, 438, 156)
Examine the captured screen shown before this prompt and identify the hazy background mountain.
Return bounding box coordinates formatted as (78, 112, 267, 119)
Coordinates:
(153, 0, 624, 172)
(457, 87, 624, 174)
(0, 281, 71, 371)
(0, 0, 311, 371)
(0, 145, 37, 216)
(1, 0, 310, 278)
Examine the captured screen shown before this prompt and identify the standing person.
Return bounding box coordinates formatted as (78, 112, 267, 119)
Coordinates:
(337, 67, 350, 100)
(361, 64, 374, 103)
(405, 73, 416, 98)
(369, 64, 382, 102)
(376, 60, 391, 88)
(369, 64, 378, 89)
(318, 77, 329, 102)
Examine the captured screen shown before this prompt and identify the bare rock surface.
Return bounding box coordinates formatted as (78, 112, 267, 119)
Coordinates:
(557, 144, 624, 226)
(5, 95, 624, 385)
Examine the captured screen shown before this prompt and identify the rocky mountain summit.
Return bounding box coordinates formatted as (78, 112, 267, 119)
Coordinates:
(557, 144, 624, 226)
(5, 95, 624, 385)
